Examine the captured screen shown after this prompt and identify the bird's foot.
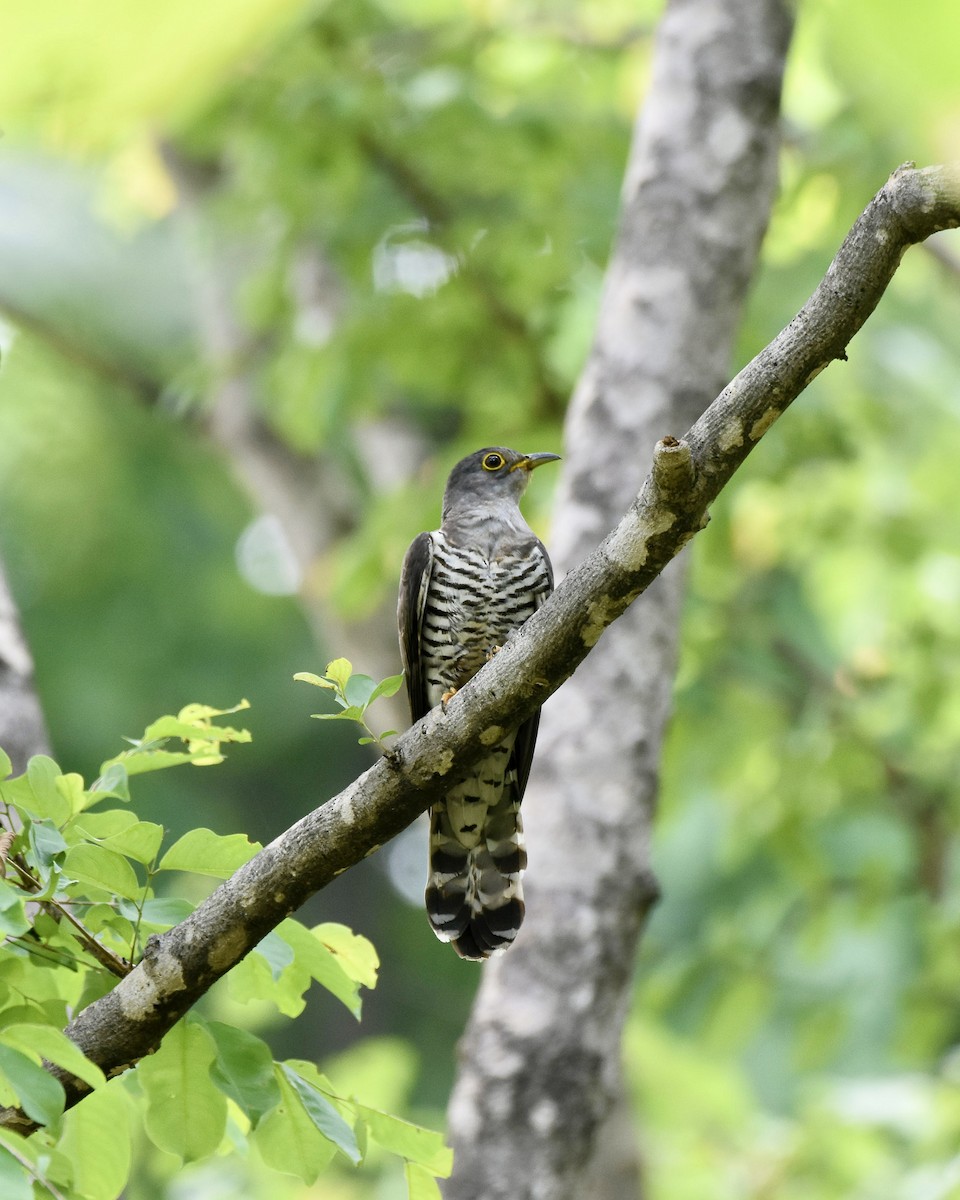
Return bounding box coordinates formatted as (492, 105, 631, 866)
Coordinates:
(485, 644, 503, 661)
(441, 687, 459, 705)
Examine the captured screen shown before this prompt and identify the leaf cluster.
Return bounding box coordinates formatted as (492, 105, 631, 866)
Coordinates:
(296, 657, 404, 749)
(0, 704, 449, 1200)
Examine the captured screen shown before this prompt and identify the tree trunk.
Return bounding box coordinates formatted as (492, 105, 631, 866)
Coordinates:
(444, 1, 794, 1196)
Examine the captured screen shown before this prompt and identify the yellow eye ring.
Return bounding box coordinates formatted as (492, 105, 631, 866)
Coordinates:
(482, 452, 505, 471)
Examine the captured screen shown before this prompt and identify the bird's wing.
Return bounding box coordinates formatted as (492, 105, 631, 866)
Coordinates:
(510, 539, 554, 799)
(398, 531, 435, 724)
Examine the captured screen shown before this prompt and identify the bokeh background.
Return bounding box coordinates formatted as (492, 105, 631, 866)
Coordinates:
(1, 0, 960, 1195)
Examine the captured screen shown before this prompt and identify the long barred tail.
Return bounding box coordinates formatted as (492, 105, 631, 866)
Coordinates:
(425, 763, 527, 960)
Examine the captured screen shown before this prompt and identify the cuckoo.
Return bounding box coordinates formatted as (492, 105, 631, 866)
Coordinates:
(398, 446, 559, 960)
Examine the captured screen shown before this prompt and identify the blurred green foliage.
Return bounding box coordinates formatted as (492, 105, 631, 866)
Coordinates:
(0, 0, 959, 1195)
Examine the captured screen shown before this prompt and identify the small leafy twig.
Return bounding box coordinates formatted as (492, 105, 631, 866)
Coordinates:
(5, 857, 132, 978)
(295, 659, 404, 754)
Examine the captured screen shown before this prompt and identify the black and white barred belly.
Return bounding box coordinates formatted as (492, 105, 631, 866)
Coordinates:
(419, 531, 551, 703)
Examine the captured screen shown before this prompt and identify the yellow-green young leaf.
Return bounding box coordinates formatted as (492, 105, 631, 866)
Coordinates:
(227, 946, 310, 1018)
(0, 1044, 65, 1126)
(293, 672, 336, 690)
(313, 705, 365, 723)
(356, 1106, 452, 1176)
(0, 749, 11, 781)
(315, 923, 379, 990)
(139, 1021, 227, 1162)
(253, 1071, 337, 1184)
(62, 844, 143, 901)
(54, 772, 86, 818)
(57, 1081, 134, 1200)
(406, 1161, 444, 1200)
(324, 658, 353, 689)
(277, 921, 367, 1018)
(102, 748, 218, 776)
(158, 828, 260, 877)
(0, 1025, 105, 1091)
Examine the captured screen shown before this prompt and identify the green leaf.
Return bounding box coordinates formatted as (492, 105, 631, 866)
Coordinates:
(313, 705, 365, 723)
(158, 828, 259, 877)
(99, 821, 164, 865)
(293, 671, 337, 690)
(0, 1024, 105, 1091)
(57, 1082, 133, 1200)
(54, 772, 86, 817)
(0, 881, 29, 938)
(102, 748, 217, 776)
(324, 658, 353, 689)
(28, 757, 71, 823)
(253, 1070, 337, 1184)
(280, 1064, 361, 1164)
(369, 673, 405, 703)
(0, 749, 11, 781)
(84, 903, 135, 945)
(0, 1143, 31, 1200)
(277, 920, 377, 1018)
(73, 811, 164, 864)
(71, 810, 138, 838)
(28, 819, 67, 873)
(89, 762, 130, 801)
(254, 931, 295, 980)
(4, 756, 71, 824)
(344, 674, 376, 708)
(0, 1043, 65, 1126)
(139, 1020, 227, 1162)
(62, 844, 143, 901)
(356, 1105, 452, 1175)
(226, 949, 307, 1017)
(206, 1021, 280, 1122)
(406, 1161, 444, 1200)
(315, 923, 379, 990)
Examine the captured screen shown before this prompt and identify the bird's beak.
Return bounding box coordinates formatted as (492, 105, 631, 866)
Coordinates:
(510, 452, 561, 473)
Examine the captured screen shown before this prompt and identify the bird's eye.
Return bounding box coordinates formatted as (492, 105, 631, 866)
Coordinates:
(482, 453, 505, 471)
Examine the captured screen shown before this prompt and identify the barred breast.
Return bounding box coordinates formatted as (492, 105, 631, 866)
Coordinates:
(420, 531, 551, 959)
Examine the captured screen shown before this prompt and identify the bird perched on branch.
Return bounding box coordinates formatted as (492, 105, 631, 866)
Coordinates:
(398, 447, 559, 960)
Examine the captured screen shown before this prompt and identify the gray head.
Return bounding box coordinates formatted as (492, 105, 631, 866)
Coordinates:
(441, 447, 560, 521)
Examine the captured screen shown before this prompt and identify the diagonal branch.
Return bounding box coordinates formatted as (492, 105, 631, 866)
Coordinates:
(1, 161, 958, 1134)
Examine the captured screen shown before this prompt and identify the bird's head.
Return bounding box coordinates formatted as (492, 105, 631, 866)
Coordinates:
(442, 447, 560, 518)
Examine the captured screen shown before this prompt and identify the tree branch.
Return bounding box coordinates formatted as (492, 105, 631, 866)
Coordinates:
(1, 162, 957, 1134)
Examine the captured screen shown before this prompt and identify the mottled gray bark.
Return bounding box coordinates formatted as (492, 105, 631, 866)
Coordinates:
(0, 561, 51, 770)
(1, 160, 957, 1134)
(445, 2, 792, 1196)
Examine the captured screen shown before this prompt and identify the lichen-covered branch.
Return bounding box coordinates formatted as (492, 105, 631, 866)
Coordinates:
(1, 161, 958, 1134)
